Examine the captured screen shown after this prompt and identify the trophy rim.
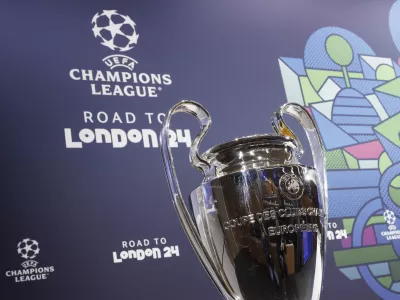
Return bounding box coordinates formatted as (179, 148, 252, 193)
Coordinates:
(191, 162, 316, 191)
(203, 133, 297, 157)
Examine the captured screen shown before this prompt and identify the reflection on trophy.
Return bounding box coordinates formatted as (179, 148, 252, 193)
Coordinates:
(160, 101, 328, 300)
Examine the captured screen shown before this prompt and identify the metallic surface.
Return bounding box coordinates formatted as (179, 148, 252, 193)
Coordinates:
(189, 164, 325, 300)
(160, 100, 327, 300)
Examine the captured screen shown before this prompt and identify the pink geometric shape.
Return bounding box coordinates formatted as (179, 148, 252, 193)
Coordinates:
(342, 235, 352, 248)
(341, 227, 376, 248)
(344, 140, 384, 159)
(305, 107, 312, 116)
(362, 226, 377, 246)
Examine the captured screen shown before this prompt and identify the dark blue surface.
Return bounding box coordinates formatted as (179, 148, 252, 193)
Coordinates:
(0, 0, 396, 299)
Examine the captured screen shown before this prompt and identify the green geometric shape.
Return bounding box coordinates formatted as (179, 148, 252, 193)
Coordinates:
(299, 76, 323, 105)
(349, 72, 364, 79)
(326, 35, 354, 88)
(343, 218, 355, 235)
(367, 216, 386, 226)
(334, 245, 398, 267)
(376, 64, 397, 81)
(343, 151, 359, 169)
(377, 276, 392, 288)
(379, 152, 400, 187)
(307, 69, 343, 91)
(389, 260, 400, 281)
(390, 186, 400, 207)
(375, 77, 400, 97)
(374, 113, 400, 147)
(306, 69, 363, 91)
(379, 152, 393, 173)
(326, 35, 354, 67)
(390, 175, 400, 188)
(325, 149, 348, 169)
(342, 217, 385, 235)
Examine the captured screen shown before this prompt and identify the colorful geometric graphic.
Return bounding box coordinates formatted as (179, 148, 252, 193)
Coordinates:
(279, 1, 400, 298)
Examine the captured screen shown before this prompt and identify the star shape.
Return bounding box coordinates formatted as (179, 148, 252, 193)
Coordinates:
(91, 12, 100, 24)
(101, 39, 116, 51)
(123, 15, 136, 26)
(102, 10, 118, 19)
(92, 24, 102, 38)
(128, 32, 139, 45)
(104, 20, 124, 39)
(119, 44, 134, 52)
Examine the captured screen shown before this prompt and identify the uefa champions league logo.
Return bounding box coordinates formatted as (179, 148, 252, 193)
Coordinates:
(68, 8, 173, 99)
(380, 210, 400, 241)
(92, 10, 139, 70)
(5, 238, 55, 282)
(384, 210, 397, 231)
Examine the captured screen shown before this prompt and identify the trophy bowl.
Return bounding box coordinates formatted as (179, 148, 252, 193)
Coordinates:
(160, 101, 328, 300)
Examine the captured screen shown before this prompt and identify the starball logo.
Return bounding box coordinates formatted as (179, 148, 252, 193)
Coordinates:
(69, 10, 172, 98)
(381, 210, 400, 241)
(92, 10, 139, 58)
(384, 210, 397, 231)
(5, 238, 55, 283)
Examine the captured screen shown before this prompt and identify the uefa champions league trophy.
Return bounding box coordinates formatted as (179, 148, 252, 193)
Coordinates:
(160, 101, 328, 300)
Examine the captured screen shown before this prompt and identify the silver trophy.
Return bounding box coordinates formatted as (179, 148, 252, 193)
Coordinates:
(160, 101, 328, 300)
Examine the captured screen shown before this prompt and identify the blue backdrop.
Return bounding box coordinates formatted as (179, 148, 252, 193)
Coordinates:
(1, 0, 400, 299)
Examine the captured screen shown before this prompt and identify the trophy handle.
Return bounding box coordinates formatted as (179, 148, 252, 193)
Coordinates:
(271, 102, 328, 297)
(160, 100, 238, 300)
(271, 102, 328, 220)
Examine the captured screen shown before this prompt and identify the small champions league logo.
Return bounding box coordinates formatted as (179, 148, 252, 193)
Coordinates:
(92, 10, 139, 71)
(5, 238, 55, 283)
(384, 210, 397, 231)
(279, 174, 304, 200)
(381, 210, 400, 240)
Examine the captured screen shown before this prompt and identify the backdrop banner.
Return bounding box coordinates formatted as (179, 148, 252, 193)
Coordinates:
(1, 0, 400, 299)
